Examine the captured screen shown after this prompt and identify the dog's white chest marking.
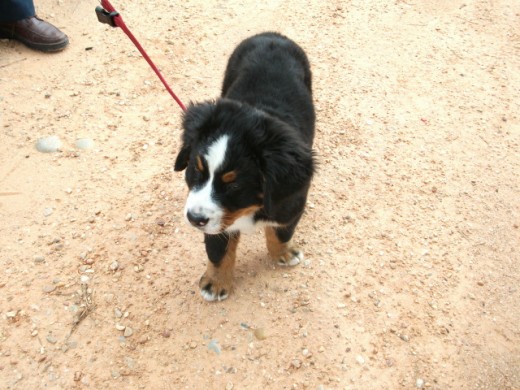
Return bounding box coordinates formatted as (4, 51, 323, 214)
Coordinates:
(226, 216, 280, 234)
(226, 214, 257, 234)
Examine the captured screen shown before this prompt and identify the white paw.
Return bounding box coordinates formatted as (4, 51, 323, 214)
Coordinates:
(200, 287, 229, 302)
(278, 250, 303, 267)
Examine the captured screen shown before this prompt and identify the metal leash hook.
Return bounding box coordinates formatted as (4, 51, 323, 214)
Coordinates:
(95, 0, 187, 112)
(95, 6, 118, 28)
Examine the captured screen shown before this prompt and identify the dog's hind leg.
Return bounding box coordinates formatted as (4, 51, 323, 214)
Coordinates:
(199, 232, 239, 301)
(265, 224, 303, 267)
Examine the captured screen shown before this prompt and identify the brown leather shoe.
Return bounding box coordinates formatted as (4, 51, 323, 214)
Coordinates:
(0, 16, 69, 52)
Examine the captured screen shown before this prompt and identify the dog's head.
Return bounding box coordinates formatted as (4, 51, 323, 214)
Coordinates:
(174, 99, 314, 235)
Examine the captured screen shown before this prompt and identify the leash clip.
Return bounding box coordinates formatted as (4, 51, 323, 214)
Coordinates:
(95, 6, 119, 28)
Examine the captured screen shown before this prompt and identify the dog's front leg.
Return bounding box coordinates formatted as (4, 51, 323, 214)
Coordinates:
(265, 224, 303, 267)
(199, 232, 239, 301)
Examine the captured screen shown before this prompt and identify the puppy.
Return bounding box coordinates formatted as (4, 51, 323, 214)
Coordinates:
(174, 32, 315, 301)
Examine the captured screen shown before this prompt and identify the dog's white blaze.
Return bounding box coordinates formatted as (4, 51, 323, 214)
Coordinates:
(185, 135, 229, 234)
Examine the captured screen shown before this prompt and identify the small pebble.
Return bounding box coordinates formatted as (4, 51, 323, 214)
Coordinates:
(46, 334, 58, 344)
(125, 356, 136, 369)
(42, 285, 56, 293)
(80, 275, 90, 284)
(33, 255, 45, 264)
(123, 327, 133, 337)
(6, 311, 17, 318)
(254, 328, 267, 340)
(416, 378, 425, 388)
(110, 261, 119, 271)
(114, 308, 122, 318)
(355, 355, 365, 365)
(75, 138, 95, 150)
(36, 136, 61, 153)
(43, 207, 54, 217)
(399, 334, 410, 342)
(104, 294, 114, 303)
(207, 340, 221, 355)
(115, 323, 126, 331)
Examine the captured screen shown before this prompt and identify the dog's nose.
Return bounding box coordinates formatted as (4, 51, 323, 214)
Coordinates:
(187, 211, 209, 227)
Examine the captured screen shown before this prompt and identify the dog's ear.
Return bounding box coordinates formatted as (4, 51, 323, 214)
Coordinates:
(174, 145, 191, 171)
(174, 102, 216, 172)
(256, 117, 315, 216)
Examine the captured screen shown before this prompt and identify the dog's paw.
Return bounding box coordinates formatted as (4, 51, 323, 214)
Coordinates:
(199, 273, 232, 302)
(277, 248, 303, 267)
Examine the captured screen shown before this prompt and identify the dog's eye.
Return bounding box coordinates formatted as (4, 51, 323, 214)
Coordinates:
(226, 182, 240, 192)
(222, 171, 240, 192)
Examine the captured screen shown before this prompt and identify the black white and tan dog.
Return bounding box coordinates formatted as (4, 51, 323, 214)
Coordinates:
(174, 32, 315, 301)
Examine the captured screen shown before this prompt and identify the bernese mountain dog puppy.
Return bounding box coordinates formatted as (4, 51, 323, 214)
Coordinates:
(174, 32, 315, 301)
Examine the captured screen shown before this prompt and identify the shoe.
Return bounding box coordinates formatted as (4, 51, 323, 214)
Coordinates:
(0, 16, 69, 52)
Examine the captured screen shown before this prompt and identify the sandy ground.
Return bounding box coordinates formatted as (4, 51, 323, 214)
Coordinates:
(1, 0, 519, 389)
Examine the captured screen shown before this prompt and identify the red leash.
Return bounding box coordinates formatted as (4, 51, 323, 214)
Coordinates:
(96, 0, 187, 112)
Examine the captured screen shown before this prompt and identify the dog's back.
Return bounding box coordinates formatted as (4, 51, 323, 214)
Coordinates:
(221, 32, 315, 145)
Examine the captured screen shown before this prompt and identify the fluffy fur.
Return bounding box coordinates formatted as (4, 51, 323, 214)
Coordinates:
(174, 32, 315, 301)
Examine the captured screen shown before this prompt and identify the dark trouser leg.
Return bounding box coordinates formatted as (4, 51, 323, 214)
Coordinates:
(0, 0, 35, 22)
(199, 232, 240, 301)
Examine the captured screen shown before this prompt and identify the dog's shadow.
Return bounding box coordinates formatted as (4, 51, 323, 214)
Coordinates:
(232, 251, 303, 296)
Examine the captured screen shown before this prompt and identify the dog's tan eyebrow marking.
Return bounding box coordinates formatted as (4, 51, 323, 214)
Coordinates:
(222, 171, 237, 183)
(196, 155, 204, 172)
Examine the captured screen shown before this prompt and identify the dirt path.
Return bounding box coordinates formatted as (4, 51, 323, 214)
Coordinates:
(1, 1, 519, 389)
